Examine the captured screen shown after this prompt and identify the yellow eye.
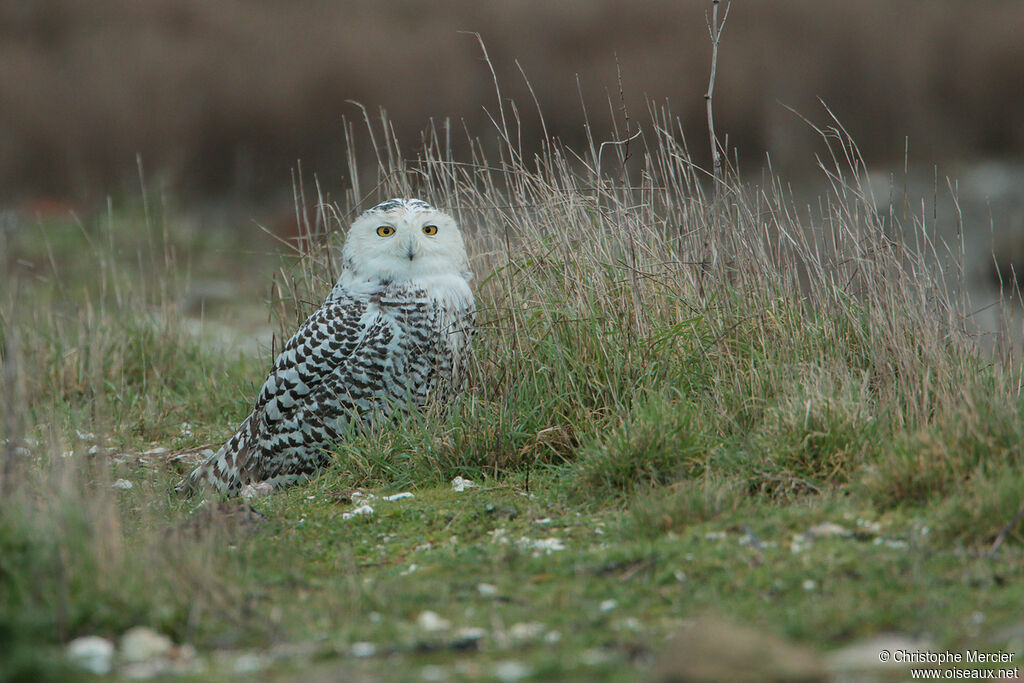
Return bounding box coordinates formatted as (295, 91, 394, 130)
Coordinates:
(376, 225, 395, 237)
(422, 225, 438, 236)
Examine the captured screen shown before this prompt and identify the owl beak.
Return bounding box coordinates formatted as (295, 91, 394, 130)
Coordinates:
(405, 238, 417, 261)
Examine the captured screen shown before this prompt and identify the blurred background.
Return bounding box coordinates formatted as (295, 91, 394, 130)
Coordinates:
(2, 0, 1023, 344)
(2, 0, 1022, 203)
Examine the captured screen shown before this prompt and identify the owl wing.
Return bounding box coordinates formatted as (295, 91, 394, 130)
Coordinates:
(180, 293, 382, 494)
(251, 297, 375, 427)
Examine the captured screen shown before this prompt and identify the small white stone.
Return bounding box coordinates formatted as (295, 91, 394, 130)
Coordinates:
(618, 617, 642, 631)
(790, 533, 809, 554)
(543, 630, 562, 644)
(342, 504, 375, 520)
(856, 518, 882, 533)
(828, 634, 932, 672)
(599, 599, 618, 612)
(421, 664, 449, 681)
(120, 626, 173, 663)
(517, 537, 565, 554)
(451, 476, 477, 492)
(477, 583, 498, 596)
(112, 478, 133, 490)
(509, 622, 545, 640)
(674, 570, 687, 583)
(67, 636, 115, 675)
(456, 627, 487, 642)
(383, 492, 414, 501)
(417, 610, 451, 632)
(400, 564, 418, 576)
(142, 447, 169, 456)
(350, 642, 377, 658)
(233, 653, 265, 673)
(494, 660, 531, 682)
(802, 579, 817, 591)
(807, 522, 852, 538)
(704, 531, 728, 540)
(240, 482, 274, 499)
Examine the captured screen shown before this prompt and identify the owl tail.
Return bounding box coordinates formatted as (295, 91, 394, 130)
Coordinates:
(176, 449, 231, 497)
(176, 415, 256, 496)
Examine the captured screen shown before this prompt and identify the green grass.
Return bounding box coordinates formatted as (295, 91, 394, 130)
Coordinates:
(2, 107, 1024, 681)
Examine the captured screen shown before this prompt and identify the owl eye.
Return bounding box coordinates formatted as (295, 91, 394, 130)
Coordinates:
(422, 225, 438, 236)
(376, 225, 395, 237)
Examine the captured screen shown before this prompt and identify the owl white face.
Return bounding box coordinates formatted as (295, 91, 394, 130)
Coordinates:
(342, 199, 472, 284)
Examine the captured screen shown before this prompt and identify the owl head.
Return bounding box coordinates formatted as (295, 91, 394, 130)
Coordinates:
(341, 198, 472, 284)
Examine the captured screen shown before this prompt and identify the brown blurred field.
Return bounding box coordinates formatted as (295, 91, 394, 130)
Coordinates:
(2, 0, 1022, 203)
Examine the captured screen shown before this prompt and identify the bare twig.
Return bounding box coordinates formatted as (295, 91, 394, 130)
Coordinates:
(1, 223, 20, 495)
(705, 0, 731, 196)
(1, 336, 16, 494)
(987, 503, 1024, 558)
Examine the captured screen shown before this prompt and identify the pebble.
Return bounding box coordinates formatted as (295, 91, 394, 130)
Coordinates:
(827, 634, 931, 673)
(120, 626, 172, 663)
(509, 622, 546, 641)
(240, 482, 274, 498)
(451, 476, 477, 492)
(421, 664, 449, 681)
(417, 610, 451, 632)
(494, 660, 531, 682)
(517, 537, 565, 554)
(342, 504, 374, 520)
(807, 522, 852, 538)
(350, 642, 377, 658)
(233, 653, 266, 673)
(67, 636, 115, 675)
(456, 627, 487, 642)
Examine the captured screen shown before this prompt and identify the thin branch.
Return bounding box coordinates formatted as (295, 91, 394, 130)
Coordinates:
(988, 503, 1024, 558)
(705, 0, 731, 196)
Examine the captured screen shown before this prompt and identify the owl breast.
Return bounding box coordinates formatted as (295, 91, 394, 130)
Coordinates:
(310, 279, 475, 439)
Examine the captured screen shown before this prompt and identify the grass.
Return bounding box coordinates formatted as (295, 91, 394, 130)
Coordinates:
(2, 99, 1024, 681)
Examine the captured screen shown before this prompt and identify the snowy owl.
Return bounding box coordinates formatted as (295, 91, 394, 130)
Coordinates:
(179, 198, 475, 495)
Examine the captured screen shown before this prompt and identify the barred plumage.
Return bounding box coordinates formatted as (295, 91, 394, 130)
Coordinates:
(180, 198, 475, 495)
